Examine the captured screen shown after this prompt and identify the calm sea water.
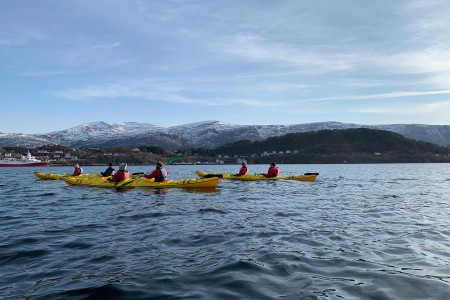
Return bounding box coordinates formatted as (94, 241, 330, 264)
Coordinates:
(1, 164, 449, 300)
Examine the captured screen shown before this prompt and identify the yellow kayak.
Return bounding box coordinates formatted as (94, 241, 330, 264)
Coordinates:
(63, 175, 219, 189)
(195, 171, 318, 182)
(34, 172, 103, 180)
(130, 177, 220, 188)
(34, 172, 66, 180)
(62, 175, 138, 189)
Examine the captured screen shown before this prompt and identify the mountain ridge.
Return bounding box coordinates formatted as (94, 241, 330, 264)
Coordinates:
(1, 121, 450, 149)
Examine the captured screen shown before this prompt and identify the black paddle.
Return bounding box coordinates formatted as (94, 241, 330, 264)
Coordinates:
(204, 173, 224, 178)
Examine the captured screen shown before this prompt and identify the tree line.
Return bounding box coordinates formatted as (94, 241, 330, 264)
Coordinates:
(191, 128, 450, 163)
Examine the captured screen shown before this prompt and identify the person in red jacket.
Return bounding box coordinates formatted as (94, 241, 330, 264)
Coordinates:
(262, 162, 279, 177)
(72, 164, 83, 176)
(109, 163, 130, 182)
(144, 161, 169, 182)
(234, 161, 248, 176)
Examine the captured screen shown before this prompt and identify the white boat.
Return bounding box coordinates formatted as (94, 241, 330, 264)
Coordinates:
(0, 151, 49, 167)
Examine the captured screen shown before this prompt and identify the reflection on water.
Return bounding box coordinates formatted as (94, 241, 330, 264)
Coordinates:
(138, 187, 220, 194)
(1, 164, 450, 299)
(184, 187, 220, 194)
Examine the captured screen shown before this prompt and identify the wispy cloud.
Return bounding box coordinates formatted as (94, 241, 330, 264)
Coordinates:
(52, 81, 146, 100)
(295, 90, 450, 103)
(341, 90, 450, 100)
(92, 42, 121, 49)
(0, 28, 44, 46)
(50, 78, 280, 107)
(348, 99, 450, 115)
(218, 33, 352, 72)
(21, 70, 68, 77)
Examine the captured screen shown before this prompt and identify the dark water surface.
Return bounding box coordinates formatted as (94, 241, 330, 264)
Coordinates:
(1, 164, 449, 299)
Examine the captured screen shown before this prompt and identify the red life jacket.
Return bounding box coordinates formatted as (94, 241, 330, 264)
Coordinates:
(111, 170, 130, 182)
(72, 168, 82, 176)
(264, 166, 279, 177)
(235, 167, 248, 176)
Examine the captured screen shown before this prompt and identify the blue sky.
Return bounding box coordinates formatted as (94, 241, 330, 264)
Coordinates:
(1, 0, 450, 134)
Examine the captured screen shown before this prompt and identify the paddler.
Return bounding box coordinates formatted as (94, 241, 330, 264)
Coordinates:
(262, 162, 279, 177)
(72, 164, 83, 176)
(234, 161, 248, 176)
(101, 162, 115, 177)
(108, 163, 130, 182)
(143, 161, 169, 182)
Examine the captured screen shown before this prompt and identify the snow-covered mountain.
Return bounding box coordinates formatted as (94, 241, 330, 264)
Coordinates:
(39, 121, 167, 146)
(1, 121, 450, 149)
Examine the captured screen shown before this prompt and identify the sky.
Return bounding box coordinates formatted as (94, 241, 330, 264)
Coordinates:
(1, 0, 450, 134)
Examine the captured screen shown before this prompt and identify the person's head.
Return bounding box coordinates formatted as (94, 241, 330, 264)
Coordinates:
(119, 163, 127, 170)
(242, 161, 247, 167)
(156, 161, 163, 169)
(74, 164, 79, 168)
(270, 162, 276, 167)
(108, 163, 113, 167)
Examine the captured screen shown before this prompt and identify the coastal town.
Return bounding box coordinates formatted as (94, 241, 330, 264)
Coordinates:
(0, 145, 308, 166)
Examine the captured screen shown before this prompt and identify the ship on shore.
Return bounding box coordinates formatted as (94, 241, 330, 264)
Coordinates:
(0, 151, 49, 167)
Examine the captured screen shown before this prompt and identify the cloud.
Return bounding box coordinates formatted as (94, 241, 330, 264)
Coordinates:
(343, 90, 450, 100)
(421, 99, 450, 113)
(0, 29, 44, 46)
(51, 79, 192, 102)
(348, 99, 450, 116)
(378, 48, 450, 75)
(50, 78, 281, 107)
(295, 90, 450, 103)
(256, 83, 312, 92)
(21, 70, 68, 77)
(218, 33, 352, 72)
(52, 82, 137, 100)
(92, 42, 121, 49)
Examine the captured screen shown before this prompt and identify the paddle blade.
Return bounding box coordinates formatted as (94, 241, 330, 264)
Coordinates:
(168, 154, 183, 165)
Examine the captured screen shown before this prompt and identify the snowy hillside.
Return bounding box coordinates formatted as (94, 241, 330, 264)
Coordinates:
(1, 121, 450, 149)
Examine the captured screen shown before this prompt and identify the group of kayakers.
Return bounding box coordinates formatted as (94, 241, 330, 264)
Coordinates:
(234, 161, 279, 177)
(70, 161, 279, 182)
(70, 161, 170, 183)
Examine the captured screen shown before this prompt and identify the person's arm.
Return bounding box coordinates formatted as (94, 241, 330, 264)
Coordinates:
(262, 167, 276, 177)
(143, 169, 158, 179)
